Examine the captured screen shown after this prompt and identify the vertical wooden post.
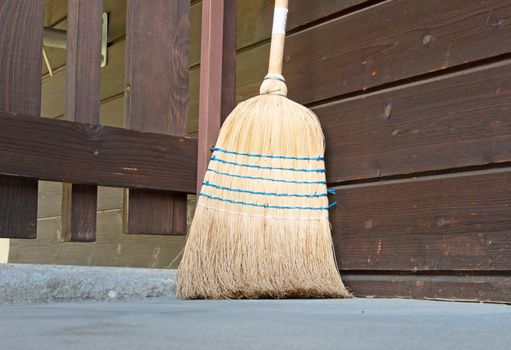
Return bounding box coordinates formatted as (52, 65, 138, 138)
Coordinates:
(0, 1, 44, 238)
(196, 0, 237, 194)
(221, 0, 237, 123)
(123, 0, 190, 234)
(61, 0, 104, 242)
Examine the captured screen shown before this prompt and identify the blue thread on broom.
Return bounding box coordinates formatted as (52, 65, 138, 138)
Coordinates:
(206, 169, 327, 185)
(200, 193, 336, 210)
(202, 181, 328, 198)
(210, 156, 325, 173)
(212, 147, 324, 161)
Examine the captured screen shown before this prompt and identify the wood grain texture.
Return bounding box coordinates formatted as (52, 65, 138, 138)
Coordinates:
(61, 184, 98, 242)
(123, 189, 187, 235)
(124, 0, 189, 135)
(331, 170, 511, 272)
(0, 112, 197, 193)
(65, 0, 103, 124)
(124, 0, 190, 234)
(318, 60, 511, 183)
(343, 274, 511, 303)
(234, 0, 369, 56)
(0, 0, 44, 238)
(62, 0, 103, 242)
(196, 0, 237, 193)
(237, 0, 511, 105)
(0, 177, 38, 239)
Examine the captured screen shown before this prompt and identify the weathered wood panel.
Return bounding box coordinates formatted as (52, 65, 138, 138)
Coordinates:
(124, 0, 190, 234)
(0, 112, 197, 193)
(318, 60, 511, 183)
(237, 0, 511, 105)
(343, 274, 511, 303)
(332, 170, 511, 271)
(0, 0, 44, 238)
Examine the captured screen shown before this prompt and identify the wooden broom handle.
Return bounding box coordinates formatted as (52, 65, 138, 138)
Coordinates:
(267, 0, 288, 78)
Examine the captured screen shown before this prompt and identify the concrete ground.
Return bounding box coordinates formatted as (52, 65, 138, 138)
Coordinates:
(0, 298, 510, 350)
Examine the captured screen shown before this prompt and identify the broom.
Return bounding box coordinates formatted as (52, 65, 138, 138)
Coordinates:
(177, 0, 351, 299)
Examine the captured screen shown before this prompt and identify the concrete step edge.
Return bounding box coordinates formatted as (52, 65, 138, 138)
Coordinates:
(0, 263, 177, 304)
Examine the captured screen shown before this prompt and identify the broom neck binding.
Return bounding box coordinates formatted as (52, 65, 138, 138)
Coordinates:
(260, 0, 289, 96)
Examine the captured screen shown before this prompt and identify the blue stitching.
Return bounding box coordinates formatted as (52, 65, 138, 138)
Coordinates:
(200, 193, 335, 210)
(327, 188, 336, 195)
(206, 169, 327, 185)
(202, 181, 328, 198)
(212, 147, 324, 161)
(210, 156, 325, 173)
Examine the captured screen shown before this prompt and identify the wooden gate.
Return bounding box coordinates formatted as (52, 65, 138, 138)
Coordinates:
(0, 0, 235, 241)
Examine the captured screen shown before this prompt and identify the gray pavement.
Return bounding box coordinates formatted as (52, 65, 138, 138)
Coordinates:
(0, 298, 510, 350)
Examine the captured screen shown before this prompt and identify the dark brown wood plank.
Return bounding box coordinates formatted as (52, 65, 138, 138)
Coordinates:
(62, 0, 103, 242)
(343, 274, 511, 303)
(235, 0, 369, 54)
(124, 0, 190, 235)
(61, 184, 97, 242)
(318, 60, 511, 183)
(237, 0, 511, 105)
(331, 170, 511, 272)
(0, 0, 44, 238)
(123, 189, 188, 235)
(0, 112, 197, 193)
(0, 176, 38, 239)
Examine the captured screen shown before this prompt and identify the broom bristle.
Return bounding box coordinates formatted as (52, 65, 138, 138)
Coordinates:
(177, 92, 351, 299)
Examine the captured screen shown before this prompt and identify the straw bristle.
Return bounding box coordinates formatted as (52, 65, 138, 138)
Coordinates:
(177, 94, 351, 299)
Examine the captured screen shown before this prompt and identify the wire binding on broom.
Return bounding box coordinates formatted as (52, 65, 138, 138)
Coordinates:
(197, 203, 330, 221)
(199, 193, 336, 211)
(210, 156, 325, 173)
(206, 168, 327, 185)
(202, 181, 328, 198)
(211, 147, 324, 161)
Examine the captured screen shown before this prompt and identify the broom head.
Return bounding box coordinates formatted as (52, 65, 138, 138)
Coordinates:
(177, 77, 351, 299)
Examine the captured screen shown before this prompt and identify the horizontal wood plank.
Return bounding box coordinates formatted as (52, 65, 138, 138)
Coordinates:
(318, 60, 511, 183)
(237, 0, 511, 105)
(0, 112, 197, 193)
(332, 170, 511, 271)
(343, 274, 511, 303)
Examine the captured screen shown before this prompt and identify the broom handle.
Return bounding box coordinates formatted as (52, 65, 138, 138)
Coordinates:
(267, 0, 288, 78)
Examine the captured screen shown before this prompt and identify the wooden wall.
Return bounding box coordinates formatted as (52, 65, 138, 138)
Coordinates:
(7, 0, 511, 301)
